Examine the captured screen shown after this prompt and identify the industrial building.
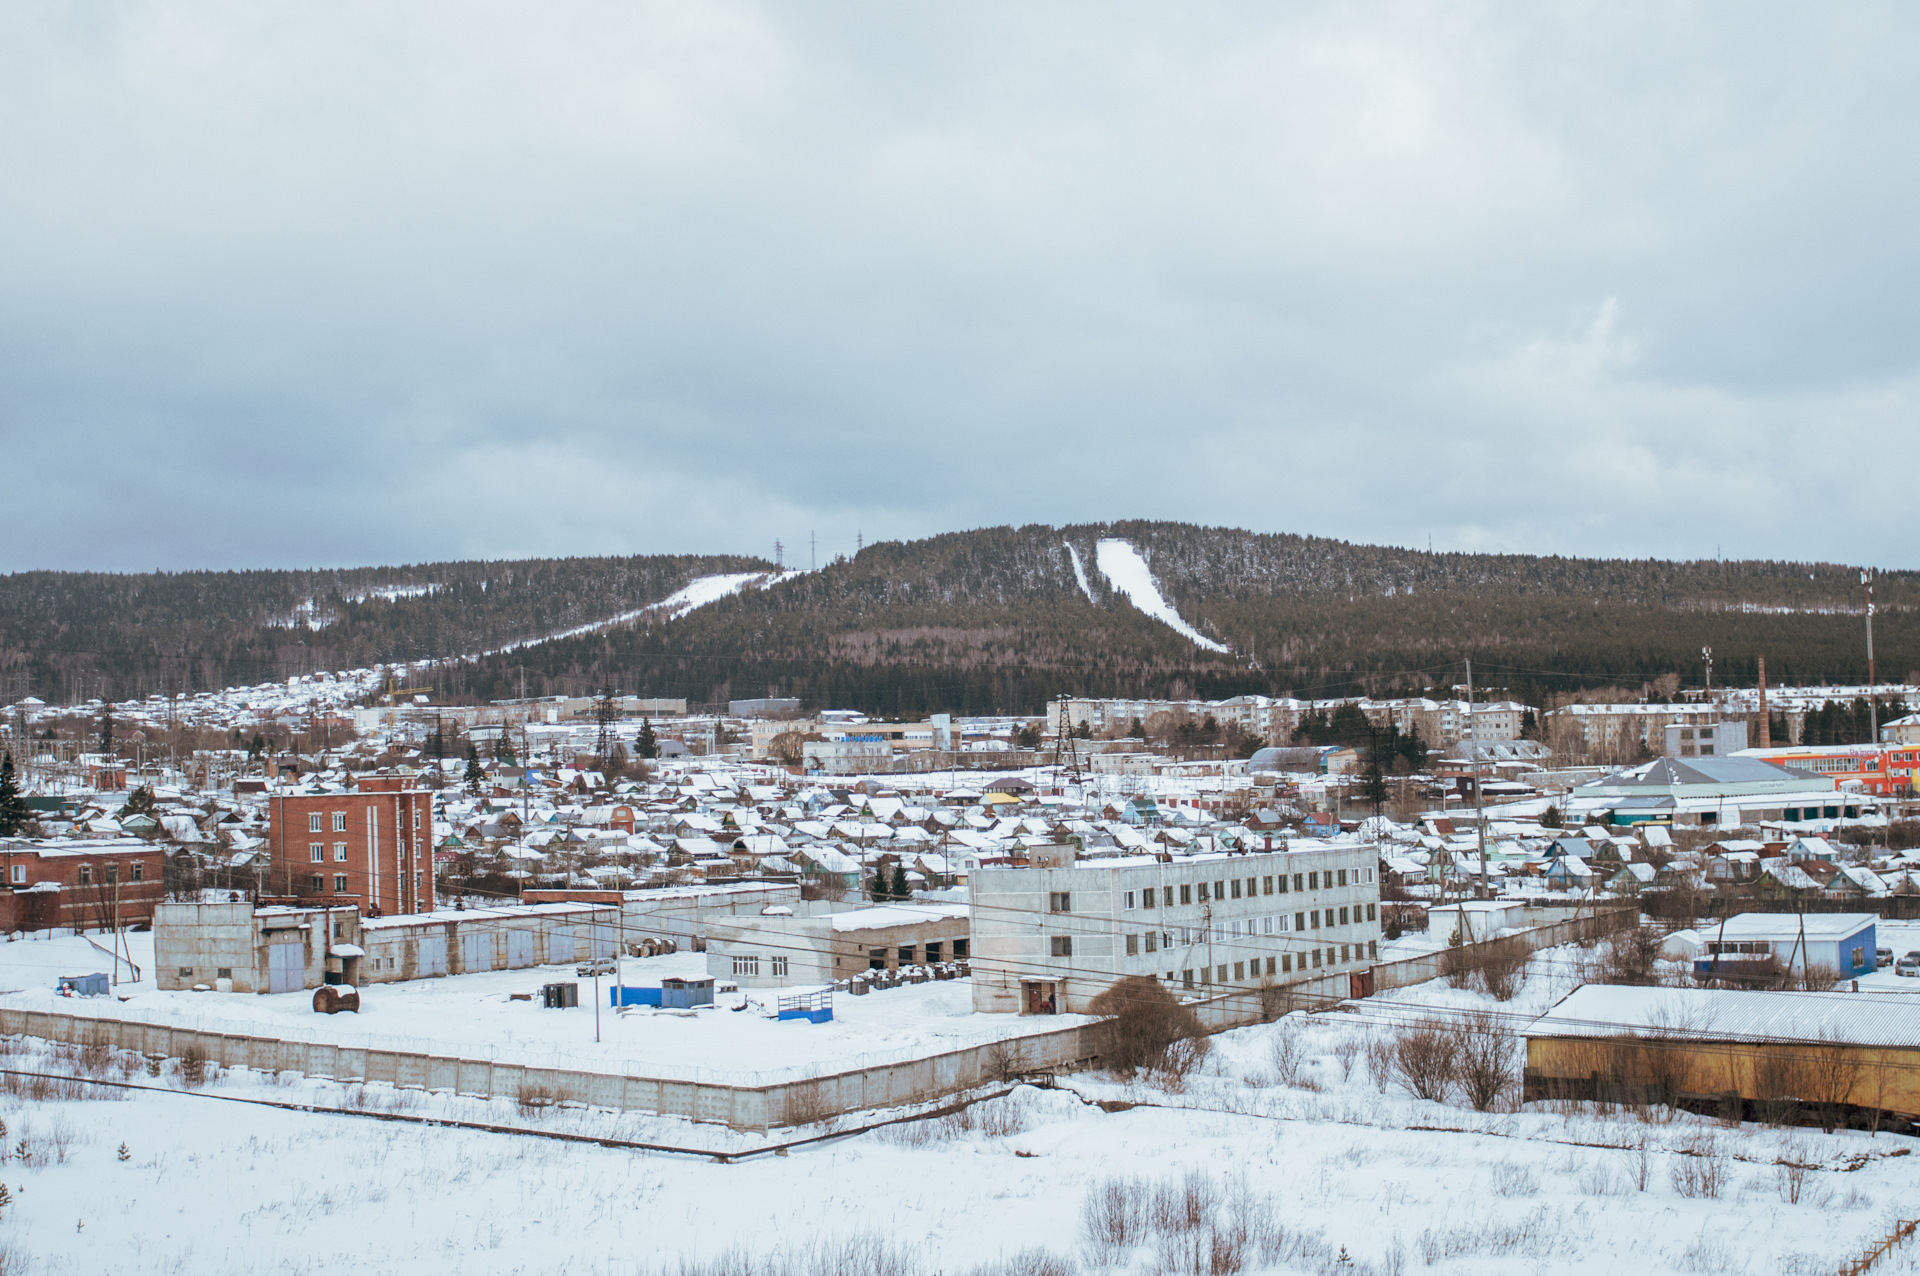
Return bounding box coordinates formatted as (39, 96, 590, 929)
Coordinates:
(154, 898, 621, 993)
(703, 903, 970, 988)
(970, 842, 1382, 1014)
(1693, 912, 1879, 981)
(1567, 756, 1862, 827)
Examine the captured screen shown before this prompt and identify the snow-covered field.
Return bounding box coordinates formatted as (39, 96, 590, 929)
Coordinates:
(0, 934, 1089, 1082)
(1, 942, 1917, 1274)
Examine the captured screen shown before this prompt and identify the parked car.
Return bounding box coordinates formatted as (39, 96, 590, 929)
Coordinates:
(1896, 952, 1920, 977)
(575, 958, 617, 978)
(1877, 947, 1894, 967)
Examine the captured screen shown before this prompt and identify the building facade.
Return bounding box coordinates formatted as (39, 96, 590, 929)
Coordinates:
(970, 843, 1382, 1014)
(0, 837, 167, 933)
(705, 903, 971, 988)
(267, 776, 434, 915)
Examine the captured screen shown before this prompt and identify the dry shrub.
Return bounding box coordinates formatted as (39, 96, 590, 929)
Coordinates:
(1490, 1159, 1537, 1198)
(781, 1084, 832, 1130)
(651, 1232, 921, 1276)
(1089, 977, 1210, 1085)
(1453, 1012, 1519, 1113)
(965, 1250, 1077, 1276)
(1592, 928, 1661, 986)
(1363, 1035, 1396, 1093)
(986, 1038, 1025, 1084)
(975, 1092, 1029, 1139)
(1331, 1034, 1363, 1082)
(1475, 942, 1529, 1002)
(1150, 1169, 1218, 1236)
(1670, 1134, 1727, 1199)
(1081, 1177, 1150, 1261)
(516, 1083, 561, 1117)
(1441, 938, 1474, 990)
(1386, 1019, 1456, 1103)
(1775, 1138, 1812, 1204)
(1268, 1029, 1304, 1087)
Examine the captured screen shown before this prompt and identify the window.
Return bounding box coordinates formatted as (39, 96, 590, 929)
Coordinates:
(333, 812, 347, 832)
(131, 861, 143, 882)
(1197, 882, 1209, 902)
(1230, 879, 1242, 899)
(78, 864, 92, 885)
(309, 875, 323, 891)
(1247, 877, 1258, 898)
(179, 967, 193, 978)
(334, 843, 348, 862)
(309, 813, 323, 832)
(1215, 880, 1226, 900)
(8, 865, 22, 884)
(1233, 961, 1244, 981)
(1368, 941, 1377, 960)
(1339, 907, 1350, 926)
(1852, 947, 1866, 969)
(1142, 888, 1155, 910)
(1366, 903, 1377, 922)
(1217, 964, 1228, 983)
(1124, 891, 1135, 910)
(310, 843, 324, 863)
(1126, 934, 1139, 957)
(1180, 884, 1192, 904)
(217, 967, 232, 979)
(1310, 910, 1320, 930)
(1050, 936, 1073, 957)
(1341, 944, 1351, 962)
(1282, 954, 1292, 973)
(1311, 949, 1322, 968)
(954, 939, 968, 959)
(334, 875, 348, 892)
(1262, 876, 1273, 895)
(733, 955, 760, 976)
(771, 956, 789, 977)
(1049, 891, 1072, 913)
(1182, 969, 1194, 988)
(1337, 869, 1348, 887)
(898, 946, 915, 965)
(105, 863, 118, 884)
(1294, 912, 1306, 931)
(1265, 956, 1277, 976)
(1145, 931, 1158, 953)
(1292, 873, 1303, 892)
(1364, 868, 1374, 884)
(926, 943, 943, 963)
(1308, 871, 1318, 890)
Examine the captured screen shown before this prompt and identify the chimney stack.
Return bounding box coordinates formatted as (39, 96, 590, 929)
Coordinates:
(1757, 655, 1770, 747)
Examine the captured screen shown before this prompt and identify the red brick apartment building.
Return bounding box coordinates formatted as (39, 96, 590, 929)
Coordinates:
(268, 776, 434, 915)
(0, 837, 167, 932)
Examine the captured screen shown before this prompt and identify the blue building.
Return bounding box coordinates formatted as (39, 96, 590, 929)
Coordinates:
(1694, 912, 1878, 981)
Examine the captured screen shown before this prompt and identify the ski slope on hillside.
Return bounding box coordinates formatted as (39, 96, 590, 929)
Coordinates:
(491, 569, 806, 655)
(1064, 542, 1097, 603)
(1094, 539, 1231, 652)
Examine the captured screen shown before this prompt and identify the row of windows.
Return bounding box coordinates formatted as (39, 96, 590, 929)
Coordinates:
(732, 955, 791, 977)
(307, 840, 426, 863)
(1112, 868, 1374, 913)
(1118, 903, 1380, 954)
(1169, 941, 1379, 986)
(66, 862, 144, 886)
(308, 871, 425, 894)
(306, 807, 424, 833)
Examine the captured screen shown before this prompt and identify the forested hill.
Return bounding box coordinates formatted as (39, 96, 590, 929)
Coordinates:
(472, 523, 1916, 714)
(0, 553, 769, 704)
(3, 523, 1913, 713)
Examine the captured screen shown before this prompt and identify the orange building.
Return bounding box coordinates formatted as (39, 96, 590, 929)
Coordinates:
(1736, 744, 1920, 797)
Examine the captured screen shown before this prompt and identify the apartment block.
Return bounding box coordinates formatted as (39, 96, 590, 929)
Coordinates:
(267, 776, 434, 915)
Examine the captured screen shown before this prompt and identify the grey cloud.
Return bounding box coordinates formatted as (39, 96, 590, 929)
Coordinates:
(2, 2, 1916, 573)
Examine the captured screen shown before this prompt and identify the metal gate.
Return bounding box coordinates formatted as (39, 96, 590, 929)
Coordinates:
(591, 924, 618, 960)
(267, 941, 304, 994)
(417, 935, 448, 977)
(460, 932, 492, 973)
(548, 927, 575, 965)
(506, 930, 535, 969)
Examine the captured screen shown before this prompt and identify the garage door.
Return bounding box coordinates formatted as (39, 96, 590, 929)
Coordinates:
(267, 941, 304, 994)
(548, 927, 575, 965)
(590, 924, 618, 959)
(417, 935, 448, 977)
(460, 932, 492, 974)
(506, 930, 535, 969)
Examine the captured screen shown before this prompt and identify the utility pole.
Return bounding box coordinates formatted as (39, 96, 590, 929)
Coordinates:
(810, 531, 816, 571)
(1465, 660, 1487, 898)
(1863, 570, 1878, 743)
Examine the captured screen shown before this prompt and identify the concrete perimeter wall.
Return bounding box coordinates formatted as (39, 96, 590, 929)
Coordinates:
(0, 907, 1635, 1131)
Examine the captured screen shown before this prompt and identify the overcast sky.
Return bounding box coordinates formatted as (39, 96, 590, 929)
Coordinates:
(3, 3, 1915, 574)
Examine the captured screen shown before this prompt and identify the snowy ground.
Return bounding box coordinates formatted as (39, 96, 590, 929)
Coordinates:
(0, 933, 1090, 1082)
(0, 941, 1917, 1274)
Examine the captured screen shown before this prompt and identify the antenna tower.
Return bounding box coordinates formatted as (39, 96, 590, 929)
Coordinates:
(1051, 698, 1085, 790)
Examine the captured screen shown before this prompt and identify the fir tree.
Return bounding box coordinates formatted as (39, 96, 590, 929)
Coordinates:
(0, 752, 25, 836)
(463, 743, 485, 795)
(891, 863, 911, 901)
(123, 784, 156, 816)
(1541, 804, 1563, 829)
(637, 718, 658, 760)
(870, 865, 890, 904)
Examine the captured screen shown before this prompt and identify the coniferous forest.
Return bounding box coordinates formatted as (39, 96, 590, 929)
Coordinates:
(2, 523, 1912, 714)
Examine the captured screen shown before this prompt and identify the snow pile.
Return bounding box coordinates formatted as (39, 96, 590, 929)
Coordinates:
(1094, 539, 1230, 652)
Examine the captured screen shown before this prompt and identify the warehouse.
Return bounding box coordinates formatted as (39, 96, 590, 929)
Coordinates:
(704, 903, 970, 988)
(1692, 912, 1878, 981)
(1524, 985, 1920, 1129)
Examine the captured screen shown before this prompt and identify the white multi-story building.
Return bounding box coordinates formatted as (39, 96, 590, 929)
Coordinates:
(1047, 695, 1523, 747)
(970, 843, 1382, 1014)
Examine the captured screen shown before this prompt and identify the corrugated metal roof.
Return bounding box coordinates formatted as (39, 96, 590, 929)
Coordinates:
(1528, 985, 1920, 1048)
(1709, 911, 1877, 941)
